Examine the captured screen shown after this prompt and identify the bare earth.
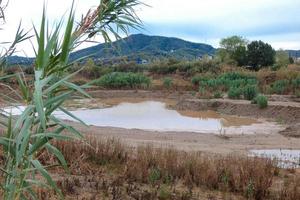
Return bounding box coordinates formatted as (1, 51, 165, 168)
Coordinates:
(71, 123, 300, 155)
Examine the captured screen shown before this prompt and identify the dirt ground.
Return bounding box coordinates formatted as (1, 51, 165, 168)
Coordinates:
(65, 89, 300, 155)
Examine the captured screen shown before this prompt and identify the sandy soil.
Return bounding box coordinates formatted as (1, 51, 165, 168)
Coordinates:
(70, 122, 300, 155)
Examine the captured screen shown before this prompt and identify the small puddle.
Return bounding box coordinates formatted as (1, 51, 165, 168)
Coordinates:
(1, 100, 283, 134)
(249, 149, 300, 168)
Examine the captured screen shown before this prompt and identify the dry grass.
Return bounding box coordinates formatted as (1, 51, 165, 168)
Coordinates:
(1, 133, 299, 199)
(30, 135, 299, 200)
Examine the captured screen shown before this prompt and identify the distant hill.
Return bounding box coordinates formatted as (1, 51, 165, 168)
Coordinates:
(7, 34, 216, 66)
(7, 56, 34, 66)
(70, 34, 216, 63)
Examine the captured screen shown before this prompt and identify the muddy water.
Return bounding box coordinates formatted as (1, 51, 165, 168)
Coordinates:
(58, 100, 275, 134)
(2, 99, 283, 134)
(249, 149, 300, 168)
(57, 101, 225, 133)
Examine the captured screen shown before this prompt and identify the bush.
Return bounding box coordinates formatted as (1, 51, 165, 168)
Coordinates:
(193, 72, 257, 90)
(255, 95, 268, 108)
(243, 85, 258, 100)
(163, 77, 173, 89)
(24, 66, 34, 74)
(228, 87, 242, 99)
(271, 79, 289, 94)
(113, 61, 147, 73)
(80, 65, 103, 79)
(191, 75, 212, 85)
(148, 60, 179, 75)
(292, 78, 300, 88)
(213, 91, 223, 99)
(95, 72, 151, 88)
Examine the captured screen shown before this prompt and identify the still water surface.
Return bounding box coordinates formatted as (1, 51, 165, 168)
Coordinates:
(249, 149, 300, 168)
(2, 101, 270, 134)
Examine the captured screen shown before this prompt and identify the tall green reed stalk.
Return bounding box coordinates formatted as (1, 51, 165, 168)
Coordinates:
(0, 0, 143, 199)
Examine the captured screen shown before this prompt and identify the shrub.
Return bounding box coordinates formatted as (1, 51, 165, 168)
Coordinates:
(158, 185, 171, 200)
(213, 91, 223, 99)
(191, 75, 212, 85)
(192, 72, 257, 92)
(243, 85, 258, 100)
(220, 72, 254, 80)
(24, 66, 34, 74)
(228, 87, 242, 99)
(163, 77, 173, 89)
(95, 72, 151, 88)
(255, 95, 268, 108)
(113, 61, 147, 73)
(292, 78, 300, 88)
(148, 60, 178, 75)
(189, 59, 221, 74)
(80, 65, 103, 79)
(271, 79, 289, 94)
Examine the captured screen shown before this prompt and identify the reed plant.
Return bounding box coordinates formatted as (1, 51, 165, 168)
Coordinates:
(0, 0, 143, 199)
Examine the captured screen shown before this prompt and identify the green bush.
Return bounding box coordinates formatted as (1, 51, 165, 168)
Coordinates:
(243, 85, 258, 100)
(191, 76, 212, 85)
(192, 72, 258, 92)
(213, 91, 223, 99)
(292, 78, 300, 88)
(95, 72, 151, 88)
(271, 79, 289, 94)
(220, 72, 256, 81)
(255, 95, 268, 108)
(228, 87, 242, 99)
(163, 77, 173, 88)
(113, 61, 147, 73)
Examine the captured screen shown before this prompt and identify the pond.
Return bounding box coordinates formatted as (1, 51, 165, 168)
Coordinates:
(249, 149, 300, 168)
(2, 100, 282, 134)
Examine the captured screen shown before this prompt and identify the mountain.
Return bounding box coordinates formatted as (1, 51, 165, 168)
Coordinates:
(7, 56, 34, 66)
(70, 34, 216, 62)
(8, 34, 217, 65)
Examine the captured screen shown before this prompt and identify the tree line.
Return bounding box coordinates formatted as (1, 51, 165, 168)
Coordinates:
(217, 36, 293, 71)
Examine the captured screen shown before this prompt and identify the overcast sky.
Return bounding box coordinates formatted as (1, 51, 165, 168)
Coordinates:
(1, 0, 299, 56)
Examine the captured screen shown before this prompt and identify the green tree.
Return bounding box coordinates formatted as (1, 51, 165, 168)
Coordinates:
(275, 49, 290, 68)
(218, 36, 248, 65)
(247, 41, 276, 70)
(232, 46, 248, 66)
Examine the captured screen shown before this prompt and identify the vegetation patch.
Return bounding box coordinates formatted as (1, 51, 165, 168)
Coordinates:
(253, 95, 268, 109)
(243, 85, 258, 100)
(95, 72, 151, 89)
(38, 136, 300, 200)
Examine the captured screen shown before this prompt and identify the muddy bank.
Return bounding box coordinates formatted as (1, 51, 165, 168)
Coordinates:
(69, 122, 300, 155)
(175, 99, 300, 137)
(88, 89, 195, 100)
(175, 99, 300, 124)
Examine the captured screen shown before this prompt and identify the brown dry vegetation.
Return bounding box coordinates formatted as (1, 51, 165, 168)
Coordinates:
(12, 135, 298, 200)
